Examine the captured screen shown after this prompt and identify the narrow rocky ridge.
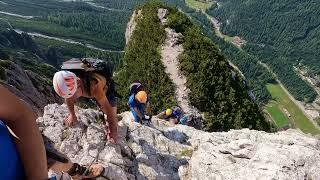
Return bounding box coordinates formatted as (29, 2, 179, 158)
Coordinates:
(125, 10, 142, 46)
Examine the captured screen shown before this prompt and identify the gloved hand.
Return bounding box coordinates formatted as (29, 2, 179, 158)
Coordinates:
(143, 115, 152, 121)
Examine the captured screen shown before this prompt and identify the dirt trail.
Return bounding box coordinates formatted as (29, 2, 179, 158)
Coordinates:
(204, 12, 246, 48)
(160, 28, 196, 113)
(0, 1, 7, 5)
(0, 11, 36, 19)
(158, 9, 199, 114)
(86, 2, 128, 12)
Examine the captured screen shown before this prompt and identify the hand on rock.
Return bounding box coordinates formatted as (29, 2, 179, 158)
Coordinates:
(89, 164, 104, 177)
(105, 126, 118, 144)
(64, 114, 78, 127)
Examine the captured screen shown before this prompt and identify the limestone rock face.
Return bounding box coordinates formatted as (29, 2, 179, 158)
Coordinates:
(39, 104, 320, 180)
(125, 10, 142, 45)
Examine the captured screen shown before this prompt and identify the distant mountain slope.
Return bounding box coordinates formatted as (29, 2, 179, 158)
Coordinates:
(0, 29, 61, 114)
(0, 0, 131, 50)
(207, 0, 319, 102)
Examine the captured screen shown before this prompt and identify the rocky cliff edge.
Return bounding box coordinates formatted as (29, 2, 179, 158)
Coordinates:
(39, 104, 320, 180)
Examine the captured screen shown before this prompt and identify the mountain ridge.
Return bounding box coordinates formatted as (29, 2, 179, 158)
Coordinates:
(117, 2, 271, 132)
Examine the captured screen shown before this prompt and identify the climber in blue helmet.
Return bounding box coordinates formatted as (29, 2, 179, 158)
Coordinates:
(0, 86, 47, 179)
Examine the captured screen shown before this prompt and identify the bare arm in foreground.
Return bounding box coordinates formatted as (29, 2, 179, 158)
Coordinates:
(0, 86, 47, 179)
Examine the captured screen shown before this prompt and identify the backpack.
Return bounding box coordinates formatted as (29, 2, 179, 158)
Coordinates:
(172, 106, 183, 118)
(187, 114, 203, 130)
(129, 80, 144, 96)
(179, 113, 203, 130)
(61, 58, 112, 77)
(61, 58, 119, 98)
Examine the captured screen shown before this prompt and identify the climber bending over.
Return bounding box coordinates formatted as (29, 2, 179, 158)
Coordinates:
(53, 58, 118, 143)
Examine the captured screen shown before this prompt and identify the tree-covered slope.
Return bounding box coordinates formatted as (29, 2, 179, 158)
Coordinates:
(167, 8, 271, 131)
(116, 3, 178, 114)
(117, 2, 271, 132)
(207, 0, 319, 102)
(0, 0, 131, 50)
(0, 29, 57, 80)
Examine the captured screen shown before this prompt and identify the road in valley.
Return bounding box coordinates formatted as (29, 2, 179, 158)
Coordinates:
(14, 29, 124, 53)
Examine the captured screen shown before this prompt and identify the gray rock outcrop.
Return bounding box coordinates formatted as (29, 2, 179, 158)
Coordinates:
(39, 104, 320, 180)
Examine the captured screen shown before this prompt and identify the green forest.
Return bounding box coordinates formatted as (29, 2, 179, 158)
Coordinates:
(0, 29, 57, 81)
(206, 0, 319, 102)
(3, 0, 318, 104)
(0, 0, 131, 50)
(166, 8, 271, 131)
(116, 2, 177, 114)
(210, 36, 275, 104)
(116, 2, 271, 132)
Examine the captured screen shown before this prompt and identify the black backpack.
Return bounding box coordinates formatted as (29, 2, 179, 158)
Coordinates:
(186, 114, 203, 130)
(61, 58, 119, 98)
(61, 58, 112, 77)
(129, 80, 144, 96)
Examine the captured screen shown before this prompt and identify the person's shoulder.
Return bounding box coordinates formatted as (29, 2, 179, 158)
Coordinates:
(128, 94, 135, 106)
(129, 94, 135, 99)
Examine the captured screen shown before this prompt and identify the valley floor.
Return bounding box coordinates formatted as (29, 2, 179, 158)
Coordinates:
(266, 83, 320, 135)
(197, 7, 320, 134)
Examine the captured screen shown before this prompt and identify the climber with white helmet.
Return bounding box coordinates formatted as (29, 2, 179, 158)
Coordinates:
(53, 71, 78, 99)
(53, 58, 119, 143)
